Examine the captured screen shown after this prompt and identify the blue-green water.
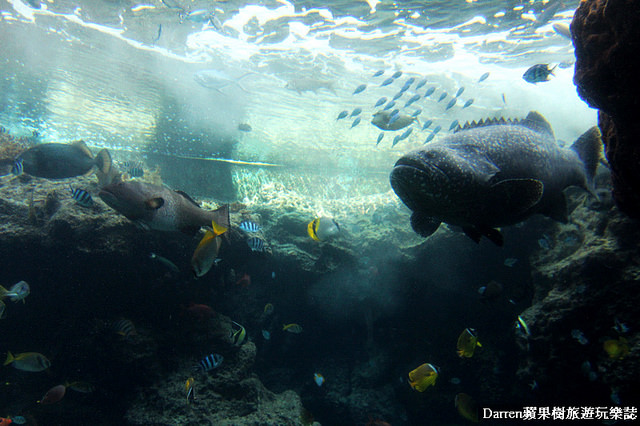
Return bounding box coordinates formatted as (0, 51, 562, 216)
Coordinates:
(2, 1, 630, 426)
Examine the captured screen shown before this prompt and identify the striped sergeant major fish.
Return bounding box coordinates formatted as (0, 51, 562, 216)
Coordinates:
(121, 161, 144, 178)
(247, 236, 265, 252)
(239, 220, 260, 233)
(69, 186, 93, 207)
(112, 318, 137, 337)
(194, 353, 223, 372)
(11, 158, 23, 176)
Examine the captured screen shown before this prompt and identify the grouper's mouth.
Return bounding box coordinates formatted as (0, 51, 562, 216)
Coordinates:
(390, 155, 450, 211)
(98, 186, 134, 215)
(98, 188, 117, 205)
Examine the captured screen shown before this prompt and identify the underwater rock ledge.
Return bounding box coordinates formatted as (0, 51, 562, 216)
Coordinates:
(520, 202, 640, 406)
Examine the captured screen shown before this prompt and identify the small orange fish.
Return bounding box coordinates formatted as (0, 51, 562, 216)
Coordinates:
(0, 418, 13, 426)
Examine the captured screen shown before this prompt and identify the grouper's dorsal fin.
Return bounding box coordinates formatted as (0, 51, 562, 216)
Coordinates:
(521, 111, 555, 139)
(453, 112, 555, 139)
(175, 190, 201, 207)
(453, 117, 516, 133)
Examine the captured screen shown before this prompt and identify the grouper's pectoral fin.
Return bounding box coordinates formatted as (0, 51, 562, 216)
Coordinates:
(463, 226, 504, 246)
(410, 211, 440, 237)
(490, 178, 544, 214)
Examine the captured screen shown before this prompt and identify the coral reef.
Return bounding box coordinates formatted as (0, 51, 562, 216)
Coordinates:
(519, 194, 639, 406)
(572, 0, 640, 218)
(1, 128, 637, 424)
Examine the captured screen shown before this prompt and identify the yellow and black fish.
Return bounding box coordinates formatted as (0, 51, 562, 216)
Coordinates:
(230, 320, 247, 346)
(408, 363, 438, 392)
(307, 217, 340, 242)
(457, 328, 482, 358)
(185, 377, 195, 403)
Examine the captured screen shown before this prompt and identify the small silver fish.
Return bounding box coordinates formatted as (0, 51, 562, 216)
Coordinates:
(352, 84, 367, 95)
(383, 101, 396, 111)
(445, 98, 456, 110)
(380, 77, 394, 87)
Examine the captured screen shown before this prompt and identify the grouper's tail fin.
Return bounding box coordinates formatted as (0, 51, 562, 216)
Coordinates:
(571, 126, 603, 186)
(211, 204, 230, 230)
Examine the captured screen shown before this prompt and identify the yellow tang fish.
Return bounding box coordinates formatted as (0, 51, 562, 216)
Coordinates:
(457, 328, 482, 358)
(455, 393, 479, 422)
(191, 220, 227, 278)
(4, 351, 51, 372)
(283, 323, 303, 333)
(408, 363, 438, 392)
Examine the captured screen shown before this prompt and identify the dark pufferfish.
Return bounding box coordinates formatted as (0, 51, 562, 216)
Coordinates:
(389, 111, 602, 246)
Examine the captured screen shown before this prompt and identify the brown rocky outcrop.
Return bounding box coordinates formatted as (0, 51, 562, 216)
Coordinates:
(572, 0, 640, 218)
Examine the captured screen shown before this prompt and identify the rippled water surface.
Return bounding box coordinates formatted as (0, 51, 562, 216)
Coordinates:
(1, 0, 594, 198)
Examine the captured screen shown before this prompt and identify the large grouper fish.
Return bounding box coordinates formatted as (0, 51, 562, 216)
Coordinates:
(99, 181, 229, 234)
(389, 111, 602, 246)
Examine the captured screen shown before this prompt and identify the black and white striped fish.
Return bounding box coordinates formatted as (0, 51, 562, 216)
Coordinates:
(11, 158, 23, 176)
(247, 237, 265, 252)
(122, 161, 144, 178)
(195, 353, 223, 372)
(239, 220, 260, 233)
(112, 319, 137, 337)
(69, 186, 93, 207)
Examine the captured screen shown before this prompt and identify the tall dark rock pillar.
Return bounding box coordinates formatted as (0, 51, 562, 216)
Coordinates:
(573, 0, 640, 218)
